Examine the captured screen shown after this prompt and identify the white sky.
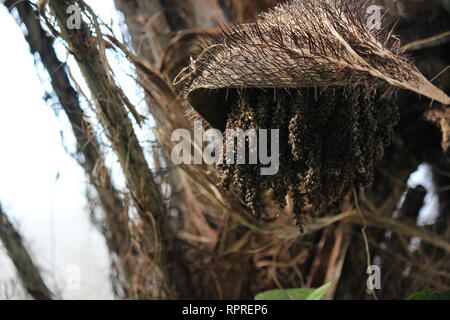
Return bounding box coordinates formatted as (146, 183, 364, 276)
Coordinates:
(0, 0, 129, 300)
(0, 0, 157, 299)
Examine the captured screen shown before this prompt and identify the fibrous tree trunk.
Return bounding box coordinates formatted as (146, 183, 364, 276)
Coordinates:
(43, 0, 188, 299)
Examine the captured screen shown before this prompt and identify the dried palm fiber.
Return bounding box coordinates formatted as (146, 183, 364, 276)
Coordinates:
(426, 107, 450, 155)
(177, 0, 450, 227)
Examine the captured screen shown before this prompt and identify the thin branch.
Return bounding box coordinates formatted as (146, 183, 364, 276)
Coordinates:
(0, 204, 52, 300)
(401, 30, 450, 51)
(348, 214, 450, 254)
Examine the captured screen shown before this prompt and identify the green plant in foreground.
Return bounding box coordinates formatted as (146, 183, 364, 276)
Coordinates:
(255, 283, 331, 300)
(406, 288, 450, 300)
(255, 284, 450, 300)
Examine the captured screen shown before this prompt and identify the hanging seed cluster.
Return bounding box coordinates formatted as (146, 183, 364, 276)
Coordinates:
(218, 86, 399, 226)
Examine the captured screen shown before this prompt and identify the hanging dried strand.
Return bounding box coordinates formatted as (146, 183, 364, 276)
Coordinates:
(217, 86, 398, 227)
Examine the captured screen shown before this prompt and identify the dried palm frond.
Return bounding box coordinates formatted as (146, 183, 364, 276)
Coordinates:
(179, 0, 449, 127)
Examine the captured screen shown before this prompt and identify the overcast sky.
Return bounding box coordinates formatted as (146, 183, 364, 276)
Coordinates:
(0, 0, 124, 299)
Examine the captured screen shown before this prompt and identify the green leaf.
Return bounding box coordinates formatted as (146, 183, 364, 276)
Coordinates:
(255, 282, 332, 300)
(306, 282, 332, 300)
(407, 288, 441, 300)
(255, 288, 316, 300)
(438, 290, 450, 300)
